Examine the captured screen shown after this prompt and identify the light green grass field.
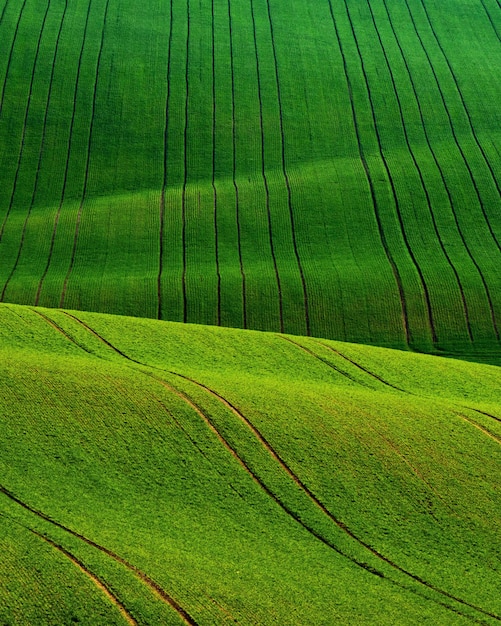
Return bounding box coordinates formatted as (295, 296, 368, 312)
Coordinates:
(0, 302, 499, 624)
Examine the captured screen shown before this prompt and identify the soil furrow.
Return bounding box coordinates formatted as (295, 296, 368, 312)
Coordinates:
(35, 0, 94, 306)
(370, 0, 473, 342)
(181, 0, 190, 323)
(0, 0, 28, 119)
(0, 485, 198, 625)
(0, 0, 50, 246)
(418, 0, 501, 254)
(404, 0, 500, 341)
(317, 340, 408, 393)
(457, 413, 501, 444)
(158, 0, 173, 320)
(279, 335, 368, 387)
(60, 0, 111, 308)
(1, 0, 69, 301)
(326, 0, 410, 344)
(250, 0, 284, 332)
(227, 0, 246, 327)
(264, 0, 310, 335)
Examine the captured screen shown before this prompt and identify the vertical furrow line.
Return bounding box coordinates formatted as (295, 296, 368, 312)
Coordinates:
(249, 0, 284, 333)
(3, 0, 69, 295)
(326, 0, 410, 345)
(0, 0, 10, 28)
(479, 0, 501, 41)
(0, 0, 28, 118)
(181, 0, 190, 322)
(1, 0, 63, 303)
(418, 0, 501, 253)
(228, 0, 247, 327)
(367, 0, 473, 342)
(384, 0, 491, 341)
(60, 0, 111, 307)
(212, 0, 221, 325)
(264, 0, 310, 335)
(404, 0, 500, 340)
(35, 0, 94, 305)
(0, 0, 51, 244)
(158, 0, 174, 320)
(342, 0, 437, 343)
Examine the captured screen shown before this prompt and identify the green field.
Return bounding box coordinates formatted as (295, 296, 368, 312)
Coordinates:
(1, 0, 501, 356)
(2, 0, 501, 622)
(0, 302, 500, 624)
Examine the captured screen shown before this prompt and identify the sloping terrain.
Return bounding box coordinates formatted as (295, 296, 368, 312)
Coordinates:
(1, 0, 501, 356)
(0, 302, 499, 624)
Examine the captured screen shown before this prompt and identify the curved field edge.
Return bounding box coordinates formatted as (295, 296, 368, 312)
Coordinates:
(0, 302, 499, 624)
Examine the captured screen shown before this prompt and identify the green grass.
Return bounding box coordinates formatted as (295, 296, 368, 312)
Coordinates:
(1, 0, 501, 357)
(0, 302, 499, 624)
(2, 0, 501, 622)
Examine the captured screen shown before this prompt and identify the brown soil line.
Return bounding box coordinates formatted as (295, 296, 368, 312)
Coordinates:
(0, 485, 197, 626)
(457, 413, 501, 445)
(30, 529, 137, 625)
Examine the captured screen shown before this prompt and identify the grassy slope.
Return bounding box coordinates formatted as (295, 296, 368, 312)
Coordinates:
(1, 0, 501, 357)
(0, 302, 499, 624)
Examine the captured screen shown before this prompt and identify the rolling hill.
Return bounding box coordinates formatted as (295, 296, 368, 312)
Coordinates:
(2, 0, 501, 623)
(0, 302, 500, 624)
(1, 0, 501, 356)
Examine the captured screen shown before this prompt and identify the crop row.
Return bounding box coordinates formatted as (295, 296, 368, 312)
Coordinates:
(0, 0, 501, 353)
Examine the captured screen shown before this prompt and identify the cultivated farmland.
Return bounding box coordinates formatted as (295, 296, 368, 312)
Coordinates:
(1, 0, 501, 357)
(0, 302, 500, 624)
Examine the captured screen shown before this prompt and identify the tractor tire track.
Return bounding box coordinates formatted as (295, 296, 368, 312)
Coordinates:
(227, 0, 246, 327)
(0, 0, 10, 29)
(31, 528, 137, 625)
(264, 0, 310, 335)
(250, 0, 284, 333)
(343, 0, 437, 345)
(211, 0, 221, 325)
(0, 512, 137, 625)
(35, 0, 93, 306)
(158, 0, 174, 320)
(167, 370, 497, 623)
(181, 0, 190, 323)
(456, 412, 501, 444)
(404, 0, 500, 341)
(328, 0, 411, 345)
(0, 0, 50, 246)
(0, 0, 68, 302)
(60, 0, 111, 308)
(1, 0, 68, 299)
(370, 0, 473, 342)
(0, 485, 198, 625)
(384, 0, 483, 344)
(316, 340, 408, 393)
(419, 0, 501, 253)
(326, 0, 410, 344)
(0, 0, 28, 119)
(278, 334, 369, 387)
(31, 308, 94, 355)
(33, 310, 500, 622)
(479, 0, 501, 41)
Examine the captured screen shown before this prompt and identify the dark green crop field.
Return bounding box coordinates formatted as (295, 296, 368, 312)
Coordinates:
(0, 303, 500, 624)
(2, 0, 501, 356)
(2, 0, 501, 622)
